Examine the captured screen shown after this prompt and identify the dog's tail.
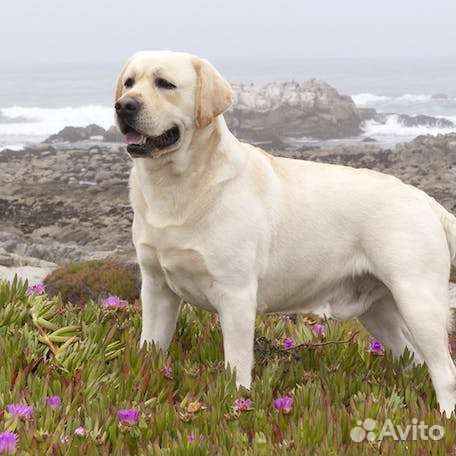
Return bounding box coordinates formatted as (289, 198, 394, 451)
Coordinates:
(427, 195, 456, 265)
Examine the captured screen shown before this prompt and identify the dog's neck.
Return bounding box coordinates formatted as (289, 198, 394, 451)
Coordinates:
(132, 116, 244, 223)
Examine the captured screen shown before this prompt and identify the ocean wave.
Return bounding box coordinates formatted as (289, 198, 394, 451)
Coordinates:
(362, 114, 456, 139)
(352, 93, 392, 105)
(0, 105, 114, 136)
(352, 93, 438, 106)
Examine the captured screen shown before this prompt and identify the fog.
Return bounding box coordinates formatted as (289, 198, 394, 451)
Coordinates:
(1, 0, 455, 64)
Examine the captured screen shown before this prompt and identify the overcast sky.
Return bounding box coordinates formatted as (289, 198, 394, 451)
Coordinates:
(2, 0, 455, 64)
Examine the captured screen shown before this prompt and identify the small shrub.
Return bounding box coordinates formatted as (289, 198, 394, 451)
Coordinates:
(44, 260, 140, 305)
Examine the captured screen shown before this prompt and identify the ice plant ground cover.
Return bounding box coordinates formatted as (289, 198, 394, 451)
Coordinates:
(0, 277, 454, 455)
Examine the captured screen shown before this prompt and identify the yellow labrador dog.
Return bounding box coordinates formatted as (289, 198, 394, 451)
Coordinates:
(115, 51, 456, 415)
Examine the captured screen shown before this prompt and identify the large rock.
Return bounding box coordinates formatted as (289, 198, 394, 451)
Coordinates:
(45, 124, 106, 143)
(225, 80, 361, 142)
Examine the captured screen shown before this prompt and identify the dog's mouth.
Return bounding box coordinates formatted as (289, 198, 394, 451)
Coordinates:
(124, 125, 181, 157)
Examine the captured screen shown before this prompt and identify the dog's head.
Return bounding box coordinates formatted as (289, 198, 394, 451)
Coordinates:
(114, 51, 233, 158)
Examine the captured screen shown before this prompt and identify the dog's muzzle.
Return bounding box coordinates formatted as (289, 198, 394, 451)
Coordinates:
(123, 126, 181, 157)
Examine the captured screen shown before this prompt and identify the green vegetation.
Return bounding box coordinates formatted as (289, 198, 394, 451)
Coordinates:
(44, 261, 140, 305)
(0, 277, 454, 455)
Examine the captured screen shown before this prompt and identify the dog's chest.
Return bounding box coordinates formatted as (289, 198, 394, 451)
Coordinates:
(134, 198, 219, 310)
(156, 245, 217, 311)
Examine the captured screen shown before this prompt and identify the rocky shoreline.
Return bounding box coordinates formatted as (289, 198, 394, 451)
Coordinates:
(0, 142, 133, 273)
(1, 132, 455, 283)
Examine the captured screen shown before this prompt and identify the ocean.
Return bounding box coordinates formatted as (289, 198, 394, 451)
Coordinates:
(1, 57, 455, 150)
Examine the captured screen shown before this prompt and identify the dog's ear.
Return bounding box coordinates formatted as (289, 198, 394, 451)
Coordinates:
(193, 58, 233, 128)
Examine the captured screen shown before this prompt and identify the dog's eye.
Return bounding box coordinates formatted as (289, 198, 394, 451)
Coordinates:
(155, 77, 176, 90)
(124, 78, 134, 88)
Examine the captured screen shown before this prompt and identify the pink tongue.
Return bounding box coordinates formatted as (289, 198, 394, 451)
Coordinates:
(125, 132, 143, 144)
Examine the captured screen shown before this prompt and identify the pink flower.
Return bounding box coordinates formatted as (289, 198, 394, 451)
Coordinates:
(283, 337, 295, 350)
(26, 282, 46, 296)
(233, 398, 253, 412)
(46, 395, 61, 409)
(0, 432, 17, 454)
(74, 426, 86, 436)
(102, 295, 128, 308)
(6, 403, 33, 420)
(162, 365, 173, 379)
(369, 339, 384, 354)
(312, 323, 326, 336)
(187, 433, 205, 442)
(117, 408, 140, 425)
(273, 396, 294, 414)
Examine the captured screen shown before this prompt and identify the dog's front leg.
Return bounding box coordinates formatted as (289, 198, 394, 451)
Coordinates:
(218, 291, 257, 389)
(140, 273, 181, 351)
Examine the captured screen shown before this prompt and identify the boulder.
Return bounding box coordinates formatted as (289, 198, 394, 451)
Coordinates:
(45, 124, 106, 143)
(225, 79, 362, 141)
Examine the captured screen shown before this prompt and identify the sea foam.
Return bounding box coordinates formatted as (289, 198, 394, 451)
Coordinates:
(362, 114, 456, 141)
(352, 93, 435, 106)
(0, 105, 114, 136)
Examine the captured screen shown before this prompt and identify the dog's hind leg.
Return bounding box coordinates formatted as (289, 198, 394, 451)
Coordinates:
(358, 293, 423, 364)
(389, 282, 456, 416)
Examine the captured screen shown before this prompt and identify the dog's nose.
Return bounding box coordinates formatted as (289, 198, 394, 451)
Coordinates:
(115, 97, 141, 117)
